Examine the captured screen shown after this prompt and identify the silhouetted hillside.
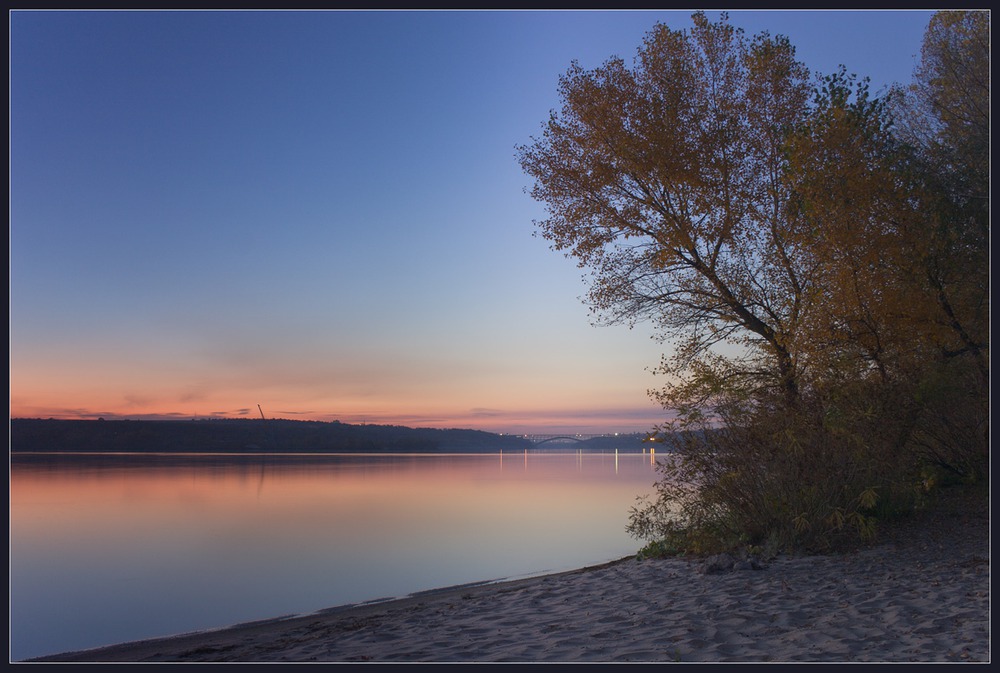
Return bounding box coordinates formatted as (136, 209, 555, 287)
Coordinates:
(9, 418, 534, 454)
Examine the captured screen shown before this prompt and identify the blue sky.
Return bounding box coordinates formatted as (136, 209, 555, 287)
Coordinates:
(10, 9, 937, 433)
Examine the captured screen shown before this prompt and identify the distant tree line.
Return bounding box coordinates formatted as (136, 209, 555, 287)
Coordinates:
(10, 418, 534, 454)
(518, 11, 988, 552)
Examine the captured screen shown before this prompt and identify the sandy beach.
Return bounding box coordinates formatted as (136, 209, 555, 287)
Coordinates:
(31, 490, 989, 664)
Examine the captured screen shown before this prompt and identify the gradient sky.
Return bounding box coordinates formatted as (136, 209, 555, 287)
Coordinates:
(10, 9, 936, 434)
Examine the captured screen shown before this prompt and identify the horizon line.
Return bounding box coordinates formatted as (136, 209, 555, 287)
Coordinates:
(10, 414, 667, 436)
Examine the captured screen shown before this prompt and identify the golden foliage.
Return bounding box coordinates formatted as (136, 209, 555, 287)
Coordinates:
(524, 12, 989, 553)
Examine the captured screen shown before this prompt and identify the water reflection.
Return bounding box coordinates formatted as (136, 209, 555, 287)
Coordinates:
(10, 452, 657, 661)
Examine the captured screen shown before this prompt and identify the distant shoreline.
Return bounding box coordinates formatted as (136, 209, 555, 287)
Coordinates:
(10, 418, 654, 455)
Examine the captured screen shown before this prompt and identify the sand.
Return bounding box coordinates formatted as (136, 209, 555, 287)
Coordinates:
(31, 491, 989, 664)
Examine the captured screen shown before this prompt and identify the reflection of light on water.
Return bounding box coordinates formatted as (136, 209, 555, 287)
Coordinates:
(650, 447, 655, 467)
(12, 452, 666, 662)
(615, 448, 618, 474)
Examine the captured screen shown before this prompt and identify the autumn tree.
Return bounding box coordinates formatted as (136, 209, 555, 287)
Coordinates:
(783, 70, 921, 390)
(773, 12, 989, 483)
(892, 11, 989, 382)
(521, 11, 988, 552)
(517, 12, 813, 411)
(898, 10, 989, 207)
(885, 11, 990, 478)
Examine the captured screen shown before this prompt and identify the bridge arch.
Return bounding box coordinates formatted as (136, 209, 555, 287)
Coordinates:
(532, 435, 587, 446)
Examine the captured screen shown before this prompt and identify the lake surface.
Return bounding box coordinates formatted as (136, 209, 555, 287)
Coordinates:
(9, 450, 661, 661)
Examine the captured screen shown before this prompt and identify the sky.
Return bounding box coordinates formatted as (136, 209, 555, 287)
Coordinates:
(10, 9, 937, 434)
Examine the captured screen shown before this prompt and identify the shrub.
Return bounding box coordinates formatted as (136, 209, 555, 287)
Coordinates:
(628, 379, 938, 554)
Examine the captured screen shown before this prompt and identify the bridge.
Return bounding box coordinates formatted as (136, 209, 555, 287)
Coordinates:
(520, 433, 630, 446)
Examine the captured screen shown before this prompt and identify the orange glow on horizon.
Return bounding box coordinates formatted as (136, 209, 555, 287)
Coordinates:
(9, 399, 669, 435)
(9, 364, 670, 433)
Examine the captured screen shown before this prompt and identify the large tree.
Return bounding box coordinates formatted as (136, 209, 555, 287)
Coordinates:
(517, 13, 813, 409)
(521, 11, 989, 550)
(892, 11, 989, 384)
(782, 70, 919, 388)
(885, 11, 990, 476)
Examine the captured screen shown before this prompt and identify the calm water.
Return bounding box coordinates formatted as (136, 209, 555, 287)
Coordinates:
(9, 450, 660, 661)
